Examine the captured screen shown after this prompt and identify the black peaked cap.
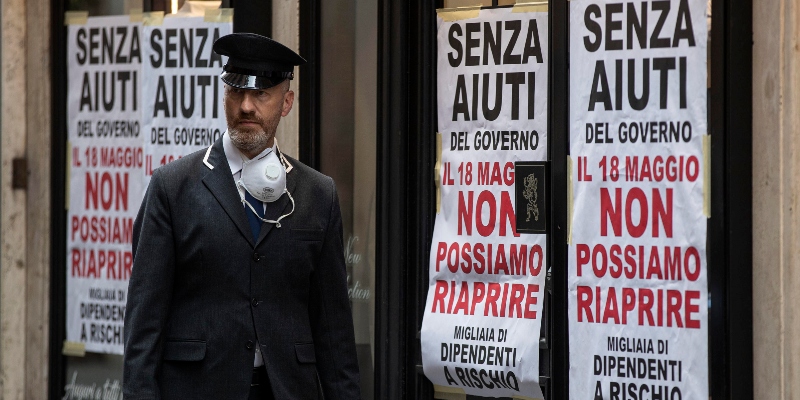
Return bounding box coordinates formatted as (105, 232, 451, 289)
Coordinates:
(213, 33, 306, 90)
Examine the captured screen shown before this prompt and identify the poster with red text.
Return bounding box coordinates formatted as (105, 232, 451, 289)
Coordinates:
(141, 16, 231, 184)
(66, 15, 143, 354)
(421, 7, 548, 399)
(568, 0, 708, 398)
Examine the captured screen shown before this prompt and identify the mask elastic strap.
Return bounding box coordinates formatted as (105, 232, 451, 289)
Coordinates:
(262, 190, 295, 228)
(241, 188, 296, 229)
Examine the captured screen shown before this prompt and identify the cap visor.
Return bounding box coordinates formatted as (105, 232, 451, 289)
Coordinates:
(221, 72, 285, 90)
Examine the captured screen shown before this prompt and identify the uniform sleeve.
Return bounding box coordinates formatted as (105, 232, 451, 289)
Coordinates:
(309, 178, 362, 399)
(123, 168, 177, 400)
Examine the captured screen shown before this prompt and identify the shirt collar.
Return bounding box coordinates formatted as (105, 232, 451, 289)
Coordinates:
(222, 130, 275, 176)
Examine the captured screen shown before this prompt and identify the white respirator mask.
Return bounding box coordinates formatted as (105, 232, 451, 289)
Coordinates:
(237, 149, 295, 228)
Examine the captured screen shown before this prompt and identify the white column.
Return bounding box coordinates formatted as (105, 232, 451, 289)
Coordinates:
(272, 0, 301, 158)
(1, 0, 30, 397)
(24, 0, 52, 396)
(752, 0, 800, 396)
(1, 0, 51, 397)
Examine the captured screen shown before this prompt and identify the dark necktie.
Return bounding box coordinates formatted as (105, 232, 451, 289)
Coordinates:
(244, 190, 264, 241)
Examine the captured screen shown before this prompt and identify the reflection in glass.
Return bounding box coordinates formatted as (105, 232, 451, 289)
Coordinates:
(320, 0, 377, 398)
(63, 1, 141, 396)
(68, 0, 142, 15)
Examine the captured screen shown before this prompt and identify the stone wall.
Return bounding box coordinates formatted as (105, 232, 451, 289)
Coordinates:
(272, 0, 300, 158)
(0, 0, 51, 398)
(752, 0, 800, 396)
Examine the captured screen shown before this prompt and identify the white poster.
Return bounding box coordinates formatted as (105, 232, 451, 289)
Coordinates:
(66, 15, 144, 354)
(422, 8, 548, 399)
(142, 16, 231, 182)
(568, 0, 708, 398)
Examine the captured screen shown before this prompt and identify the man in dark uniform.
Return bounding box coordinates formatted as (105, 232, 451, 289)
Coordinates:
(123, 33, 361, 400)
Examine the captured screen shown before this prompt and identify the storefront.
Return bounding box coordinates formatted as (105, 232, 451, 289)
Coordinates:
(0, 0, 763, 398)
(49, 0, 384, 397)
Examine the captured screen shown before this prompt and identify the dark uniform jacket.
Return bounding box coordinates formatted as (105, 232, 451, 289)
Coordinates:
(123, 138, 361, 399)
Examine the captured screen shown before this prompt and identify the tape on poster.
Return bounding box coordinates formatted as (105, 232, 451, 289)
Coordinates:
(433, 385, 466, 400)
(444, 0, 484, 6)
(436, 5, 482, 22)
(62, 341, 86, 357)
(129, 7, 143, 22)
(204, 8, 234, 23)
(435, 133, 443, 214)
(513, 395, 544, 400)
(567, 156, 574, 245)
(512, 1, 548, 13)
(703, 134, 711, 217)
(143, 11, 165, 26)
(64, 11, 88, 26)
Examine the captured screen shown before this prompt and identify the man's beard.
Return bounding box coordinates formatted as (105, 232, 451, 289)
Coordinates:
(227, 112, 281, 155)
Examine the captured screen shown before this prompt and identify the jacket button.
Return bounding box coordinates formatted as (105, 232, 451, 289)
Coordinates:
(251, 298, 259, 307)
(246, 340, 254, 350)
(252, 252, 261, 262)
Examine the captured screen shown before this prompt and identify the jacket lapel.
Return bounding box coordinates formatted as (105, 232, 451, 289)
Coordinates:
(201, 139, 254, 246)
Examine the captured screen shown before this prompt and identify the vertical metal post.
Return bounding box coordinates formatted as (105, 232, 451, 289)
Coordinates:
(299, 0, 321, 168)
(549, 0, 569, 396)
(409, 0, 438, 398)
(376, 0, 410, 397)
(709, 0, 753, 397)
(49, 0, 68, 394)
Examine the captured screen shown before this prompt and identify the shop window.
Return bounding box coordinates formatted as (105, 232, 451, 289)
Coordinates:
(62, 1, 143, 395)
(318, 0, 377, 398)
(68, 0, 142, 16)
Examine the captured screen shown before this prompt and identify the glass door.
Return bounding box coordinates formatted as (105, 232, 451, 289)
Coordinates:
(317, 0, 377, 398)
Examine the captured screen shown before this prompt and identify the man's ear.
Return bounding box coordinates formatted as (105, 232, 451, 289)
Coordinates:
(281, 90, 295, 117)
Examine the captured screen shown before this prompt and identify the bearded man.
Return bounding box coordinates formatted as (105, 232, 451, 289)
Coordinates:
(123, 33, 361, 400)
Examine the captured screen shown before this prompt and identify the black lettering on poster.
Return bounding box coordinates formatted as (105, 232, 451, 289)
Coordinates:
(447, 18, 543, 122)
(582, 0, 696, 112)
